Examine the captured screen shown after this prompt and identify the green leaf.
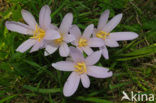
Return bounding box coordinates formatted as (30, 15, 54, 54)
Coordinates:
(23, 85, 61, 94)
(0, 95, 17, 103)
(117, 44, 156, 61)
(143, 19, 156, 30)
(76, 96, 112, 103)
(23, 59, 41, 68)
(109, 82, 132, 90)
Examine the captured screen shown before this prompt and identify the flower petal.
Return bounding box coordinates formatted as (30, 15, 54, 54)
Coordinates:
(82, 46, 93, 55)
(70, 47, 84, 62)
(48, 24, 58, 30)
(59, 13, 73, 34)
(16, 39, 36, 53)
(85, 51, 101, 65)
(80, 74, 90, 88)
(59, 42, 70, 57)
(5, 21, 33, 35)
(88, 38, 105, 47)
(87, 66, 113, 78)
(103, 13, 122, 33)
(45, 30, 61, 40)
(64, 34, 75, 43)
(39, 5, 51, 30)
(21, 9, 37, 29)
(63, 72, 80, 97)
(105, 38, 119, 47)
(30, 41, 42, 53)
(100, 46, 109, 59)
(109, 32, 138, 41)
(52, 61, 75, 71)
(82, 24, 94, 39)
(70, 25, 81, 39)
(66, 57, 73, 62)
(44, 45, 58, 56)
(97, 10, 110, 31)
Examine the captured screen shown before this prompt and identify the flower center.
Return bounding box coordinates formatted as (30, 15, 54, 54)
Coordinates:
(78, 38, 88, 47)
(74, 62, 87, 74)
(96, 31, 110, 40)
(54, 33, 64, 45)
(31, 25, 45, 42)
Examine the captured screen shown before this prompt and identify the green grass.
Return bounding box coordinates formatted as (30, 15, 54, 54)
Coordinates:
(0, 0, 156, 102)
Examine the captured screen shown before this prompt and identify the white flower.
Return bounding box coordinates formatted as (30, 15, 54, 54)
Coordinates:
(94, 10, 139, 59)
(52, 47, 112, 97)
(70, 24, 104, 55)
(44, 13, 74, 57)
(5, 5, 60, 53)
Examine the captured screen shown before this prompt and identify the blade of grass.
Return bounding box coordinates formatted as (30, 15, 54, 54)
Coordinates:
(0, 95, 17, 103)
(23, 85, 61, 94)
(76, 96, 112, 103)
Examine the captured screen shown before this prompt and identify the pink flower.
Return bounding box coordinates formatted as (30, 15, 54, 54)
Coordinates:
(52, 47, 112, 97)
(70, 24, 104, 55)
(44, 13, 75, 57)
(94, 10, 138, 59)
(5, 5, 60, 53)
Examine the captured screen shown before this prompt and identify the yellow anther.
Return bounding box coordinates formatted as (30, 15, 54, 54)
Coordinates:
(96, 31, 110, 40)
(54, 33, 64, 44)
(31, 25, 45, 42)
(78, 38, 88, 47)
(74, 62, 87, 74)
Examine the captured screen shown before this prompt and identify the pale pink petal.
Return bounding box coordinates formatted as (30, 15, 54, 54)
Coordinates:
(59, 42, 70, 57)
(16, 39, 36, 53)
(5, 21, 33, 35)
(100, 46, 109, 59)
(85, 51, 101, 65)
(64, 34, 75, 43)
(87, 66, 113, 78)
(88, 38, 105, 47)
(82, 24, 94, 39)
(40, 40, 46, 48)
(80, 74, 90, 88)
(59, 13, 73, 34)
(52, 61, 75, 71)
(63, 72, 80, 97)
(70, 25, 81, 39)
(71, 39, 79, 47)
(97, 10, 110, 31)
(70, 47, 84, 62)
(82, 46, 93, 55)
(39, 5, 51, 30)
(44, 45, 58, 56)
(21, 9, 37, 29)
(71, 41, 77, 46)
(45, 30, 61, 40)
(47, 24, 58, 30)
(93, 28, 98, 37)
(30, 41, 42, 53)
(103, 14, 123, 33)
(105, 38, 119, 47)
(66, 57, 73, 62)
(76, 47, 83, 52)
(109, 32, 138, 41)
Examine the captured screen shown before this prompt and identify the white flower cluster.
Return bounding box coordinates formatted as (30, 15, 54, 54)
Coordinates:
(5, 5, 138, 97)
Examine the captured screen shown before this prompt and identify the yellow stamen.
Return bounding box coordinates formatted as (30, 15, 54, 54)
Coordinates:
(54, 33, 64, 44)
(31, 25, 45, 42)
(78, 38, 88, 47)
(96, 31, 110, 40)
(74, 62, 87, 74)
